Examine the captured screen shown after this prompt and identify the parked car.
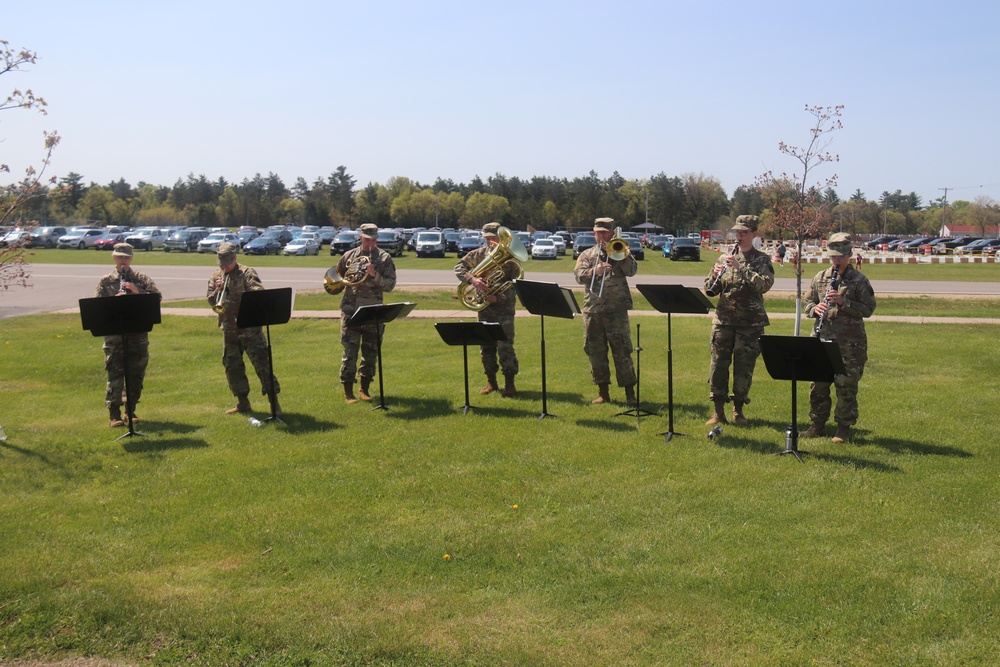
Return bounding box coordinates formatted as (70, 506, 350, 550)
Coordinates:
(243, 233, 283, 256)
(331, 230, 361, 255)
(916, 238, 949, 254)
(317, 226, 337, 245)
(898, 237, 935, 253)
(863, 235, 898, 249)
(197, 232, 241, 253)
(124, 228, 166, 251)
(955, 238, 1000, 255)
(236, 226, 260, 245)
(573, 232, 597, 259)
(661, 237, 675, 257)
(627, 238, 645, 261)
(935, 236, 980, 254)
(646, 234, 670, 251)
(264, 225, 294, 245)
(376, 231, 406, 257)
(163, 229, 208, 252)
(93, 233, 127, 251)
(283, 232, 320, 256)
(444, 231, 463, 253)
(57, 228, 105, 249)
(0, 229, 31, 248)
(414, 231, 446, 258)
(25, 226, 67, 248)
(456, 235, 484, 258)
(531, 238, 557, 260)
(549, 235, 567, 256)
(670, 237, 701, 261)
(554, 231, 574, 249)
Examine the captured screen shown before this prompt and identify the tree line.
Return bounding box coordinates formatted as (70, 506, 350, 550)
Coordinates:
(9, 166, 1000, 239)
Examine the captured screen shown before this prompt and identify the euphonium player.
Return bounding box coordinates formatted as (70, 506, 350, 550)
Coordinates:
(453, 222, 520, 397)
(573, 217, 639, 406)
(206, 241, 281, 417)
(94, 243, 161, 427)
(703, 215, 773, 427)
(801, 233, 876, 444)
(333, 223, 396, 404)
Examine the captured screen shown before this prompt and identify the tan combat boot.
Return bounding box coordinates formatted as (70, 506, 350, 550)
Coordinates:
(831, 423, 852, 444)
(591, 383, 611, 404)
(732, 402, 749, 426)
(801, 422, 826, 439)
(358, 378, 373, 402)
(501, 374, 517, 398)
(109, 406, 125, 428)
(225, 395, 252, 414)
(624, 385, 638, 406)
(705, 399, 728, 426)
(344, 382, 358, 404)
(480, 373, 499, 395)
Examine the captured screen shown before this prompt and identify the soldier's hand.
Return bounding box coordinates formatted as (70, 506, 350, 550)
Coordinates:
(814, 302, 829, 316)
(826, 289, 844, 305)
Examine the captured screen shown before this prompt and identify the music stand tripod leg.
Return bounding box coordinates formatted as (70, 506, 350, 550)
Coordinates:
(616, 323, 655, 421)
(776, 375, 806, 462)
(657, 312, 681, 442)
(261, 323, 284, 425)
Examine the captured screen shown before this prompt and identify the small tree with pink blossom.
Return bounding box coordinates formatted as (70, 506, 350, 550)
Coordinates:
(756, 104, 843, 335)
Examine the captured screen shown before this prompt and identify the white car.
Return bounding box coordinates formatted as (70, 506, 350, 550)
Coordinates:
(531, 238, 557, 259)
(415, 231, 445, 258)
(197, 232, 241, 253)
(57, 228, 106, 249)
(549, 235, 566, 255)
(124, 228, 166, 251)
(283, 232, 320, 256)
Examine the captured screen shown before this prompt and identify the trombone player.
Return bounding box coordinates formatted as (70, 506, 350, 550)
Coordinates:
(326, 223, 397, 403)
(454, 222, 521, 397)
(573, 217, 639, 405)
(207, 241, 281, 417)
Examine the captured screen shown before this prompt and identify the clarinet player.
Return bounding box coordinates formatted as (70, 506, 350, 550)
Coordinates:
(802, 233, 877, 444)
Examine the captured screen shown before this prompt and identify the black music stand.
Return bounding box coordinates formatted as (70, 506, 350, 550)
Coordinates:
(615, 322, 656, 422)
(636, 284, 714, 442)
(434, 322, 508, 415)
(237, 287, 293, 424)
(759, 335, 846, 463)
(513, 279, 580, 420)
(345, 302, 417, 411)
(79, 293, 161, 440)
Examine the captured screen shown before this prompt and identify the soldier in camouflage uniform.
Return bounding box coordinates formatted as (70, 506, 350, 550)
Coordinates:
(331, 223, 397, 403)
(573, 217, 639, 405)
(95, 243, 161, 427)
(802, 233, 877, 444)
(454, 222, 520, 397)
(704, 216, 774, 426)
(207, 242, 281, 416)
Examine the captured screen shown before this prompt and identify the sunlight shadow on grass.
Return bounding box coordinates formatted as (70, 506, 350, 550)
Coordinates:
(121, 437, 209, 454)
(811, 453, 902, 472)
(866, 437, 973, 458)
(381, 396, 455, 420)
(279, 412, 344, 434)
(574, 418, 640, 433)
(1, 441, 54, 464)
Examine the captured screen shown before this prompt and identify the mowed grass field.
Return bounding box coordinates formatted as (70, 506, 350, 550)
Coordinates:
(1, 301, 998, 666)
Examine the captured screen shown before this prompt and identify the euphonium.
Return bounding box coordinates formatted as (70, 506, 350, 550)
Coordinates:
(457, 226, 528, 311)
(324, 255, 371, 296)
(212, 273, 230, 314)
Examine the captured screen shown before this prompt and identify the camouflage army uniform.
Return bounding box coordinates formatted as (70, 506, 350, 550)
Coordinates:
(95, 268, 161, 413)
(704, 247, 774, 405)
(573, 245, 639, 388)
(206, 263, 279, 398)
(803, 264, 877, 426)
(454, 245, 519, 378)
(337, 246, 397, 384)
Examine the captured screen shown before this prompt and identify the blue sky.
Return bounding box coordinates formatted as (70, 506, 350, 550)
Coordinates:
(5, 1, 1000, 207)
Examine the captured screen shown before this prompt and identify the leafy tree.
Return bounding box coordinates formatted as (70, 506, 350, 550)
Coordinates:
(954, 196, 1000, 237)
(682, 172, 730, 229)
(215, 187, 241, 227)
(461, 192, 510, 226)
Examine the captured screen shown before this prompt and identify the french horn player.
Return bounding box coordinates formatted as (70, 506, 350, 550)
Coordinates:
(326, 223, 397, 404)
(453, 222, 526, 397)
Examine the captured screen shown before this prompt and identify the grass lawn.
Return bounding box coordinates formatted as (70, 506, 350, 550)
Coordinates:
(19, 246, 1000, 282)
(1, 309, 999, 666)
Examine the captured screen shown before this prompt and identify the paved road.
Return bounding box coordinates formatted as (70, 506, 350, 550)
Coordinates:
(1, 263, 998, 320)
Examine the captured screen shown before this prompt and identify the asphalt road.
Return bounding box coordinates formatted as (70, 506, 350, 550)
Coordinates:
(1, 263, 998, 320)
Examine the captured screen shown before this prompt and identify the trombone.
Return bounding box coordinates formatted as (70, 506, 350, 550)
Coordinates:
(588, 227, 630, 298)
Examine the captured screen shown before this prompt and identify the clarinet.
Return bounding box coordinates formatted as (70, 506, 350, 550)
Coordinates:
(707, 243, 738, 294)
(117, 269, 127, 295)
(813, 265, 840, 336)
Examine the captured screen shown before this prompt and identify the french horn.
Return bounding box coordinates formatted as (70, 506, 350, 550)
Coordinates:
(324, 256, 371, 296)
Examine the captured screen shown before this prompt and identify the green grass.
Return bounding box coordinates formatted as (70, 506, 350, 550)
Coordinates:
(1, 312, 999, 665)
(20, 246, 1000, 281)
(164, 289, 1000, 320)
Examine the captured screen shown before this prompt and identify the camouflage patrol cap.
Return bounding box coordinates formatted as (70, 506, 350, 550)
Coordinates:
(482, 222, 501, 238)
(827, 232, 853, 257)
(112, 243, 134, 257)
(359, 223, 378, 239)
(594, 217, 615, 232)
(732, 215, 759, 232)
(216, 241, 239, 259)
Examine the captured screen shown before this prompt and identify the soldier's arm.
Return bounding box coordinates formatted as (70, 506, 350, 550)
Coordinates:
(740, 255, 775, 294)
(803, 273, 823, 318)
(243, 268, 265, 292)
(573, 251, 594, 285)
(376, 255, 397, 293)
(841, 277, 876, 319)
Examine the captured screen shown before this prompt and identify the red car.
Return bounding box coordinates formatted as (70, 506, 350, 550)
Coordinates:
(93, 233, 127, 250)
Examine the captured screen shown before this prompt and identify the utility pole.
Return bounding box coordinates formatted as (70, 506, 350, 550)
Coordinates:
(938, 187, 951, 234)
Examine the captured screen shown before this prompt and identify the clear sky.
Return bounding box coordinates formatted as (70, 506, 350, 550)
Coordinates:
(4, 0, 1000, 207)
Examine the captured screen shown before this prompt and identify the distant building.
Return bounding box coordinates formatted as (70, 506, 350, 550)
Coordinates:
(939, 224, 1000, 237)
